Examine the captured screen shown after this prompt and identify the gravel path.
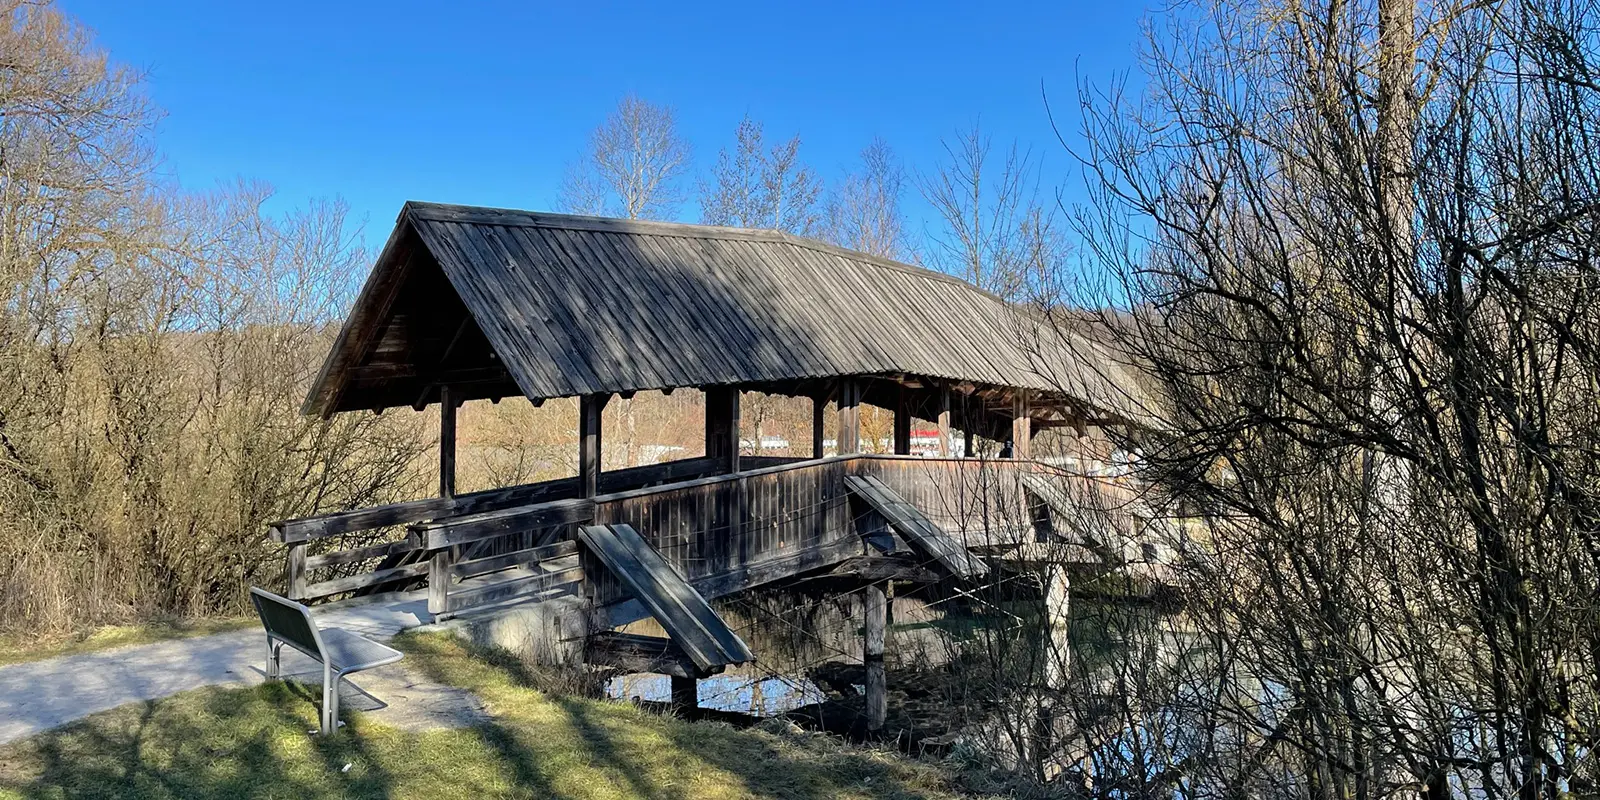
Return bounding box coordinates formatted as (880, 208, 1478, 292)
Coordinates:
(0, 593, 484, 743)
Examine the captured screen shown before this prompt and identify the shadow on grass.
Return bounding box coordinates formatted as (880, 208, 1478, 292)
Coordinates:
(0, 632, 966, 800)
(397, 631, 966, 800)
(0, 682, 398, 799)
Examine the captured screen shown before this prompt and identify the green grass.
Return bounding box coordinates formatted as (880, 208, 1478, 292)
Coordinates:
(0, 618, 255, 667)
(0, 632, 980, 799)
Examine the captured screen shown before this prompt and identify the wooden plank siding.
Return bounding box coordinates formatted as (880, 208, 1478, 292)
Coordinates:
(283, 454, 1060, 610)
(277, 456, 791, 603)
(586, 456, 861, 607)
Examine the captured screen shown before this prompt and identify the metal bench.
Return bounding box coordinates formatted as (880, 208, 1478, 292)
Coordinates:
(249, 587, 404, 735)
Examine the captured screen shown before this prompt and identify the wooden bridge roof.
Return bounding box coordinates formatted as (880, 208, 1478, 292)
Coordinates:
(304, 201, 1149, 422)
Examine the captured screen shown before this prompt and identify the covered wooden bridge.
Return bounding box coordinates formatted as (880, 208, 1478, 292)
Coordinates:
(271, 202, 1151, 710)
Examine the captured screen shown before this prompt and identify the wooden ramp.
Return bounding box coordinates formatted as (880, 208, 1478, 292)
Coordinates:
(1020, 472, 1135, 564)
(577, 524, 754, 674)
(844, 475, 989, 580)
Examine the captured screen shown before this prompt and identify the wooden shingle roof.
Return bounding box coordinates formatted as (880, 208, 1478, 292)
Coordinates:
(304, 202, 1150, 422)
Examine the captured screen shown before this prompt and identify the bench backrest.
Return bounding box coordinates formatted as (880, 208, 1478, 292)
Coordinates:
(250, 587, 325, 660)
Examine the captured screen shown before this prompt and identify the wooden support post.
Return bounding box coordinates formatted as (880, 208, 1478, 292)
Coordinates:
(705, 386, 741, 473)
(670, 675, 698, 716)
(579, 393, 608, 498)
(439, 386, 457, 498)
(837, 378, 860, 454)
(937, 383, 952, 457)
(812, 391, 827, 458)
(1011, 391, 1032, 461)
(287, 542, 307, 601)
(1032, 564, 1072, 771)
(428, 549, 453, 616)
(864, 581, 888, 732)
(1043, 565, 1071, 690)
(962, 392, 976, 459)
(893, 384, 911, 456)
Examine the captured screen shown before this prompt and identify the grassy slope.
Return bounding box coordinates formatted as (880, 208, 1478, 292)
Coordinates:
(0, 632, 977, 800)
(0, 618, 255, 668)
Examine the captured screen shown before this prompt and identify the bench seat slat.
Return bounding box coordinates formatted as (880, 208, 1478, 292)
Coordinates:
(317, 628, 404, 673)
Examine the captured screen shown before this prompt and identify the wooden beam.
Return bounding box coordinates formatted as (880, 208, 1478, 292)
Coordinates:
(417, 498, 596, 550)
(586, 632, 704, 680)
(837, 378, 860, 454)
(287, 542, 308, 600)
(893, 384, 912, 456)
(429, 550, 452, 615)
(821, 554, 940, 583)
(937, 382, 952, 457)
(580, 393, 608, 498)
(439, 385, 458, 498)
(1012, 391, 1032, 461)
(704, 386, 740, 473)
(961, 392, 975, 458)
(812, 391, 827, 459)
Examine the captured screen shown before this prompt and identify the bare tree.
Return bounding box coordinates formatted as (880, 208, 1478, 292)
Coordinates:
(0, 3, 426, 632)
(1052, 0, 1600, 795)
(556, 95, 692, 464)
(699, 115, 822, 235)
(558, 94, 691, 221)
(823, 138, 907, 259)
(919, 123, 1066, 299)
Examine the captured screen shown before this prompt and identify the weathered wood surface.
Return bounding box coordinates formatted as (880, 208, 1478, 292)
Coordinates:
(439, 386, 457, 497)
(864, 456, 1035, 550)
(415, 498, 595, 550)
(272, 456, 745, 544)
(307, 202, 1155, 431)
(863, 581, 888, 731)
(286, 453, 1040, 609)
(447, 564, 583, 614)
(302, 561, 430, 600)
(845, 474, 990, 580)
(578, 524, 753, 673)
(587, 631, 705, 680)
(453, 540, 577, 580)
(588, 455, 860, 607)
(579, 394, 607, 497)
(303, 538, 419, 571)
(278, 456, 772, 602)
(705, 386, 740, 474)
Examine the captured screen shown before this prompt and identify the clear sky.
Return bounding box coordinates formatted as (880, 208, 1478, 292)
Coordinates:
(61, 0, 1151, 252)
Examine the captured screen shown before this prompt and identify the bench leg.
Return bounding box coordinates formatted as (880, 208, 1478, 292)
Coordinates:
(320, 663, 336, 735)
(265, 639, 282, 680)
(329, 673, 341, 733)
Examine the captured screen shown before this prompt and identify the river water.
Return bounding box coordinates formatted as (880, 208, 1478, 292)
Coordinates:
(604, 581, 1193, 740)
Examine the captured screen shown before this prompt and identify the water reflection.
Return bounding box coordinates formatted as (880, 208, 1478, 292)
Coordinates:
(607, 671, 828, 716)
(601, 582, 1186, 739)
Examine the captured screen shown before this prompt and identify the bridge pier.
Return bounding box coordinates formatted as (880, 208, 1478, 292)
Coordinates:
(670, 675, 698, 715)
(863, 581, 888, 732)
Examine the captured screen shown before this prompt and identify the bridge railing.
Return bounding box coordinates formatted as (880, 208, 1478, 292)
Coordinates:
(274, 452, 1139, 615)
(270, 455, 796, 604)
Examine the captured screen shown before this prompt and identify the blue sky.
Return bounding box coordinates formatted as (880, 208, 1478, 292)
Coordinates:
(62, 0, 1150, 253)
